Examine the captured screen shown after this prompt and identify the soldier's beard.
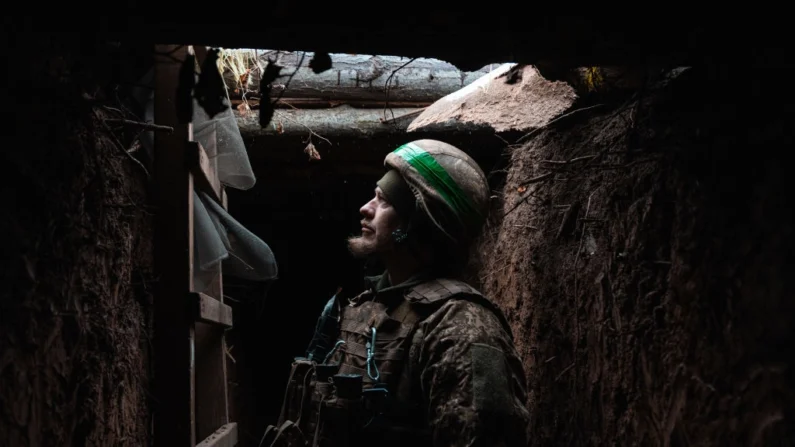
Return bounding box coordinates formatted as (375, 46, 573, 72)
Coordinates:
(347, 232, 391, 259)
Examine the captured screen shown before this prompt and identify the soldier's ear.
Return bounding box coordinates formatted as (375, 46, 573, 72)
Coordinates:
(391, 228, 409, 244)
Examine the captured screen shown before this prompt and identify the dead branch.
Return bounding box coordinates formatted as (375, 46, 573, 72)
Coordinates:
(479, 262, 512, 283)
(572, 192, 593, 352)
(540, 154, 598, 165)
(503, 180, 548, 218)
(494, 133, 511, 145)
(274, 113, 332, 146)
(555, 362, 576, 382)
(127, 139, 142, 154)
(93, 110, 150, 178)
(271, 51, 306, 107)
(382, 57, 418, 122)
(380, 107, 426, 124)
(586, 155, 664, 170)
(518, 172, 555, 186)
(104, 119, 174, 133)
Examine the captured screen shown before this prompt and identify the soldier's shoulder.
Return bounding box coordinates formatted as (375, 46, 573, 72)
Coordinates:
(404, 277, 484, 304)
(406, 278, 513, 338)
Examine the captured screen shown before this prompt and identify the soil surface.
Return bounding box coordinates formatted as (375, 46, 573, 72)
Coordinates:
(408, 64, 577, 133)
(474, 65, 795, 446)
(1, 35, 155, 446)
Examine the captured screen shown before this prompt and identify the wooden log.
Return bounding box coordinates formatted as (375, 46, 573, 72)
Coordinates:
(234, 105, 433, 140)
(235, 109, 521, 168)
(232, 97, 434, 109)
(222, 49, 498, 102)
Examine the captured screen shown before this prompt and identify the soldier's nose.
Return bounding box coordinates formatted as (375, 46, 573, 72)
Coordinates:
(360, 199, 376, 219)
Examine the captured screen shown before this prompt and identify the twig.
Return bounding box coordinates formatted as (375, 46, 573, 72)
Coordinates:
(225, 344, 236, 364)
(223, 294, 241, 303)
(480, 262, 511, 283)
(516, 104, 604, 143)
(104, 119, 174, 133)
(518, 172, 554, 187)
(555, 362, 576, 382)
(572, 188, 600, 356)
(582, 93, 641, 132)
(503, 180, 548, 218)
(102, 106, 126, 115)
(382, 57, 418, 122)
(540, 155, 597, 165)
(583, 156, 663, 170)
(573, 193, 594, 284)
(93, 110, 150, 178)
(271, 51, 306, 107)
(274, 112, 332, 145)
(493, 133, 511, 145)
(502, 170, 557, 218)
(127, 139, 142, 154)
(380, 108, 426, 124)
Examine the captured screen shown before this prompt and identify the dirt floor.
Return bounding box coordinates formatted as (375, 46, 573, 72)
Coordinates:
(474, 65, 795, 446)
(1, 36, 154, 446)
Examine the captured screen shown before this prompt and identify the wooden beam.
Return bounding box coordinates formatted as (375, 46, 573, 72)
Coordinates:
(187, 141, 223, 205)
(233, 97, 434, 109)
(196, 423, 238, 447)
(235, 106, 426, 140)
(224, 50, 496, 102)
(193, 292, 233, 328)
(153, 44, 196, 447)
(193, 45, 232, 443)
(195, 319, 230, 442)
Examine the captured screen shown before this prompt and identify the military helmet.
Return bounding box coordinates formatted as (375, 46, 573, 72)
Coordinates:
(383, 139, 490, 245)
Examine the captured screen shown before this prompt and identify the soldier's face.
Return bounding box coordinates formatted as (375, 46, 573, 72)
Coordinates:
(348, 187, 402, 258)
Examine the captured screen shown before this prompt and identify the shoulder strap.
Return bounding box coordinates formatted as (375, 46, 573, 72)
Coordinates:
(401, 278, 514, 340)
(304, 292, 343, 362)
(404, 278, 481, 303)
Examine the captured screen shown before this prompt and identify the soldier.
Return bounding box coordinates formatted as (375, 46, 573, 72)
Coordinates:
(261, 139, 530, 447)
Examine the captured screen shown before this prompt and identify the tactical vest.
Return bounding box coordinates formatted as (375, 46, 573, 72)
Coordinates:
(260, 278, 512, 447)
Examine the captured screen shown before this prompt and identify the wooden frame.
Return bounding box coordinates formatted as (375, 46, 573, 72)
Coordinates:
(153, 44, 237, 447)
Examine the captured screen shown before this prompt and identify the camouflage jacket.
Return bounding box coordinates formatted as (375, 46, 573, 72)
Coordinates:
(270, 272, 530, 447)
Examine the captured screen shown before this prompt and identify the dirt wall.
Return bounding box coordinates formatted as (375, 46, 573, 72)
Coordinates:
(0, 33, 154, 446)
(476, 65, 795, 446)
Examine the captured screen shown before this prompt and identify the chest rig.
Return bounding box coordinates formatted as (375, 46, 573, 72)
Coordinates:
(261, 278, 508, 447)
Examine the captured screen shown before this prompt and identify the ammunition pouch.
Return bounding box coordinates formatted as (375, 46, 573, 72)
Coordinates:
(264, 277, 503, 447)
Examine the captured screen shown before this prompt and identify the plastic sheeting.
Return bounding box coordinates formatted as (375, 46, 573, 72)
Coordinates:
(129, 62, 277, 294)
(193, 190, 278, 291)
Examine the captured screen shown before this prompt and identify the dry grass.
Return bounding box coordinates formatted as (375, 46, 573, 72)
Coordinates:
(216, 48, 263, 91)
